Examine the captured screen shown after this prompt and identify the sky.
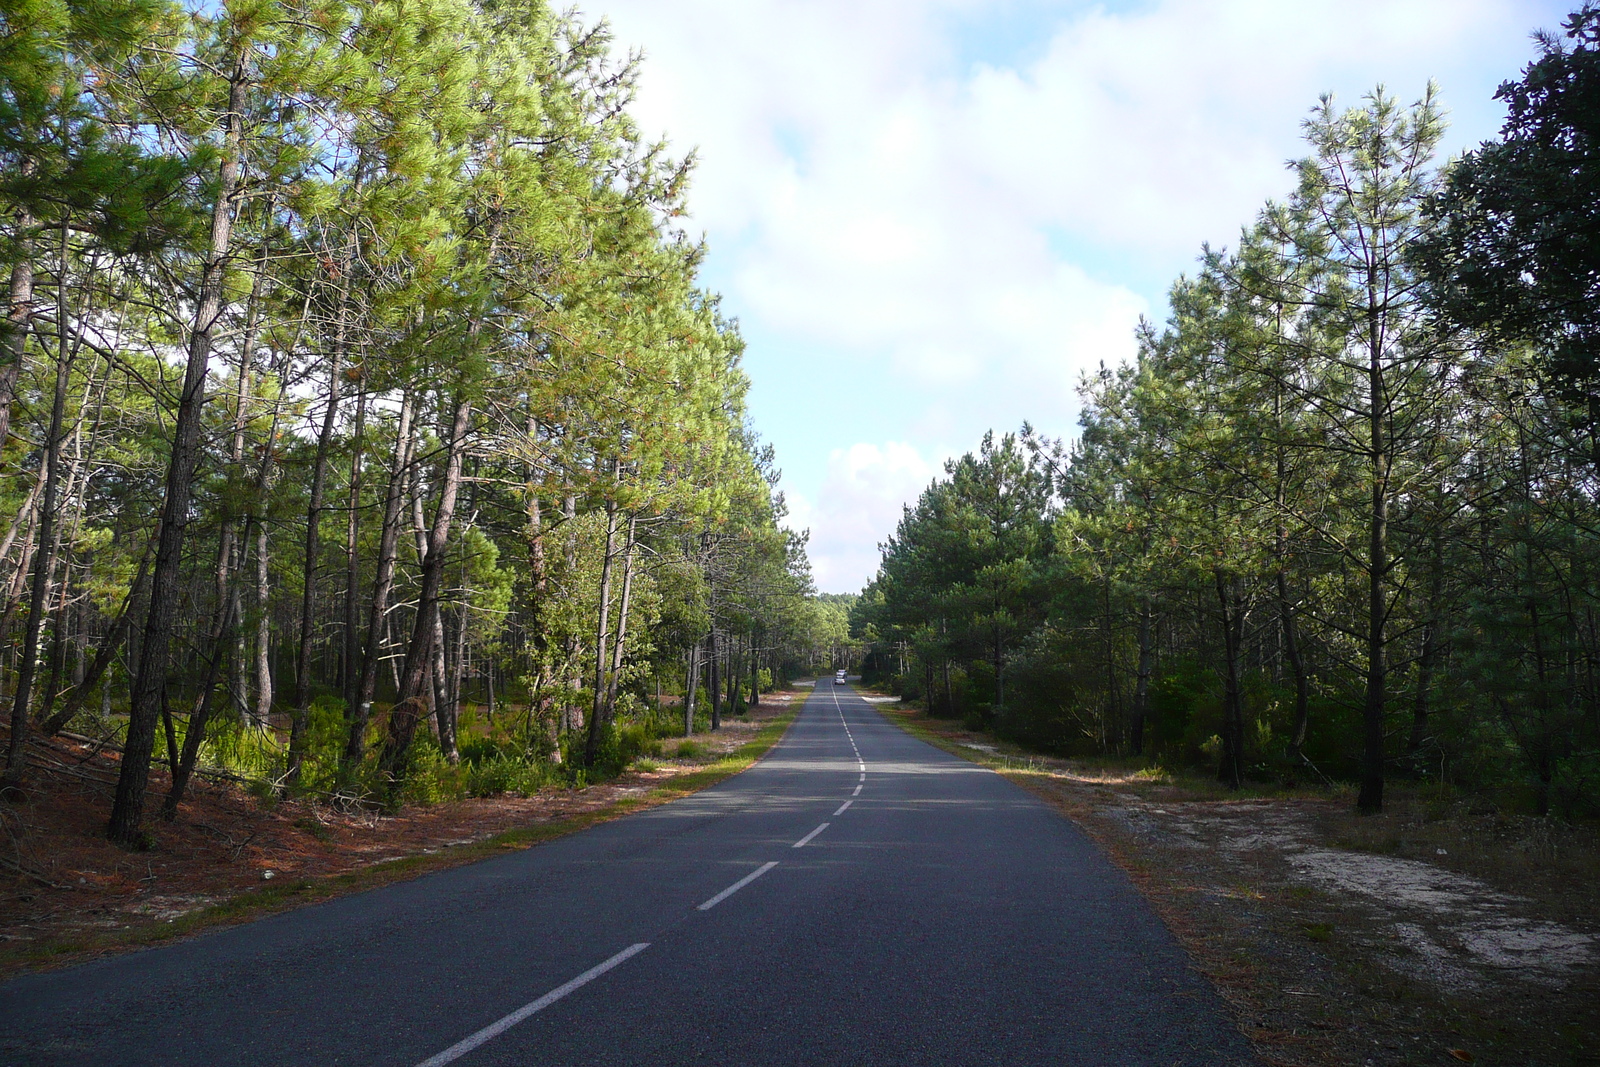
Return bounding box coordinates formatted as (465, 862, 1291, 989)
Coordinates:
(587, 0, 1573, 593)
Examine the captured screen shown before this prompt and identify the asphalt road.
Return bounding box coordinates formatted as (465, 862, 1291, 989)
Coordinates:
(0, 684, 1257, 1066)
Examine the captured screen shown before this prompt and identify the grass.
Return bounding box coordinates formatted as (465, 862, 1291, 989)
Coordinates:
(0, 706, 797, 978)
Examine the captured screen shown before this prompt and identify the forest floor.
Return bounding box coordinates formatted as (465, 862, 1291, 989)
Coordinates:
(877, 700, 1600, 1067)
(0, 691, 800, 980)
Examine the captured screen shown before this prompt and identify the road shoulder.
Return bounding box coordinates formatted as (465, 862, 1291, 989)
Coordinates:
(0, 695, 800, 980)
(874, 699, 1600, 1067)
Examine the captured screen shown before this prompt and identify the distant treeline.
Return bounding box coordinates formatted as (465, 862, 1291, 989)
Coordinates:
(0, 0, 844, 844)
(853, 9, 1600, 817)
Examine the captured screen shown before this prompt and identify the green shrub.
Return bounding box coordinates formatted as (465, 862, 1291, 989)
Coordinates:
(464, 754, 548, 797)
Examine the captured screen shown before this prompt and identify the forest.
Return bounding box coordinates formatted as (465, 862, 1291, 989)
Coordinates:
(0, 0, 843, 847)
(853, 10, 1600, 818)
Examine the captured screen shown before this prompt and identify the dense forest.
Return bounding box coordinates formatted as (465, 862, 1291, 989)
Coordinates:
(0, 0, 844, 846)
(854, 9, 1600, 818)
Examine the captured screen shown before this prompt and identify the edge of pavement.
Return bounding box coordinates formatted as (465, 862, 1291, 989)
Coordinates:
(1, 705, 801, 981)
(864, 693, 1278, 1063)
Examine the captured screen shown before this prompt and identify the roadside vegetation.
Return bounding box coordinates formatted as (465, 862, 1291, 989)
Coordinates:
(0, 689, 803, 977)
(853, 7, 1600, 822)
(0, 0, 859, 856)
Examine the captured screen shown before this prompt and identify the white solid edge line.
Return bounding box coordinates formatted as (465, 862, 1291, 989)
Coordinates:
(697, 860, 780, 911)
(792, 822, 830, 848)
(415, 942, 650, 1067)
(833, 800, 853, 816)
(852, 784, 862, 796)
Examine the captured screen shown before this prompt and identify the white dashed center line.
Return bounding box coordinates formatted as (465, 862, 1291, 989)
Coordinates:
(852, 783, 862, 796)
(833, 800, 853, 816)
(793, 822, 830, 848)
(415, 943, 650, 1067)
(698, 861, 780, 911)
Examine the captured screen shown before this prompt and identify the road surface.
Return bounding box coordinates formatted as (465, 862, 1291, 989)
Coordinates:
(0, 684, 1256, 1066)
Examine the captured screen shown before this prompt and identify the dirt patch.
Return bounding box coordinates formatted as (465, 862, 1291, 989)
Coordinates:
(879, 702, 1600, 1067)
(0, 694, 797, 978)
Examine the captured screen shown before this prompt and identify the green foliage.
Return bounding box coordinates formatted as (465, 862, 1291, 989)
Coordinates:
(1416, 4, 1600, 402)
(854, 76, 1600, 817)
(0, 0, 824, 836)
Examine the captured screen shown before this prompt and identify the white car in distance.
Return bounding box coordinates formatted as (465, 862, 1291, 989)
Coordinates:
(835, 670, 847, 685)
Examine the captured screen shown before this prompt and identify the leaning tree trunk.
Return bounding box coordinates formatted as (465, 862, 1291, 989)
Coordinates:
(286, 290, 349, 786)
(3, 232, 73, 789)
(603, 515, 638, 721)
(347, 389, 416, 767)
(0, 163, 37, 451)
(40, 545, 151, 736)
(162, 471, 246, 817)
(160, 597, 236, 818)
(523, 479, 558, 759)
(582, 500, 620, 768)
(342, 387, 366, 719)
(107, 51, 247, 847)
(375, 394, 471, 799)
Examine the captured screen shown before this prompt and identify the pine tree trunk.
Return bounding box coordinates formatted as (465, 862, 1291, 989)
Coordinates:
(605, 516, 637, 719)
(160, 597, 236, 818)
(1130, 598, 1153, 757)
(1406, 537, 1444, 769)
(1358, 305, 1389, 814)
(523, 482, 556, 758)
(3, 245, 72, 787)
(1278, 570, 1311, 755)
(561, 492, 580, 738)
(107, 52, 247, 845)
(342, 388, 366, 718)
(286, 293, 349, 785)
(750, 631, 760, 707)
(683, 641, 699, 737)
(41, 546, 151, 736)
(433, 608, 456, 762)
(709, 627, 722, 731)
(0, 165, 36, 451)
(253, 523, 273, 727)
(583, 501, 619, 767)
(1215, 570, 1245, 790)
(376, 393, 471, 797)
(347, 389, 416, 766)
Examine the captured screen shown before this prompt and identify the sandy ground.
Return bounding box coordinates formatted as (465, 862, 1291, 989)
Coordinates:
(886, 705, 1600, 1067)
(0, 692, 798, 974)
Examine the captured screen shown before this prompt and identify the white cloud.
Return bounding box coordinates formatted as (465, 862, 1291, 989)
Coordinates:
(585, 0, 1565, 591)
(785, 441, 943, 592)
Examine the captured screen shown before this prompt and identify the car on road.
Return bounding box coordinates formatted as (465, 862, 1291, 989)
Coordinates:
(835, 669, 847, 685)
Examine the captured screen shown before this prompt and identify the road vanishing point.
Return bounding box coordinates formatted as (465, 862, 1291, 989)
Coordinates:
(0, 684, 1257, 1066)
